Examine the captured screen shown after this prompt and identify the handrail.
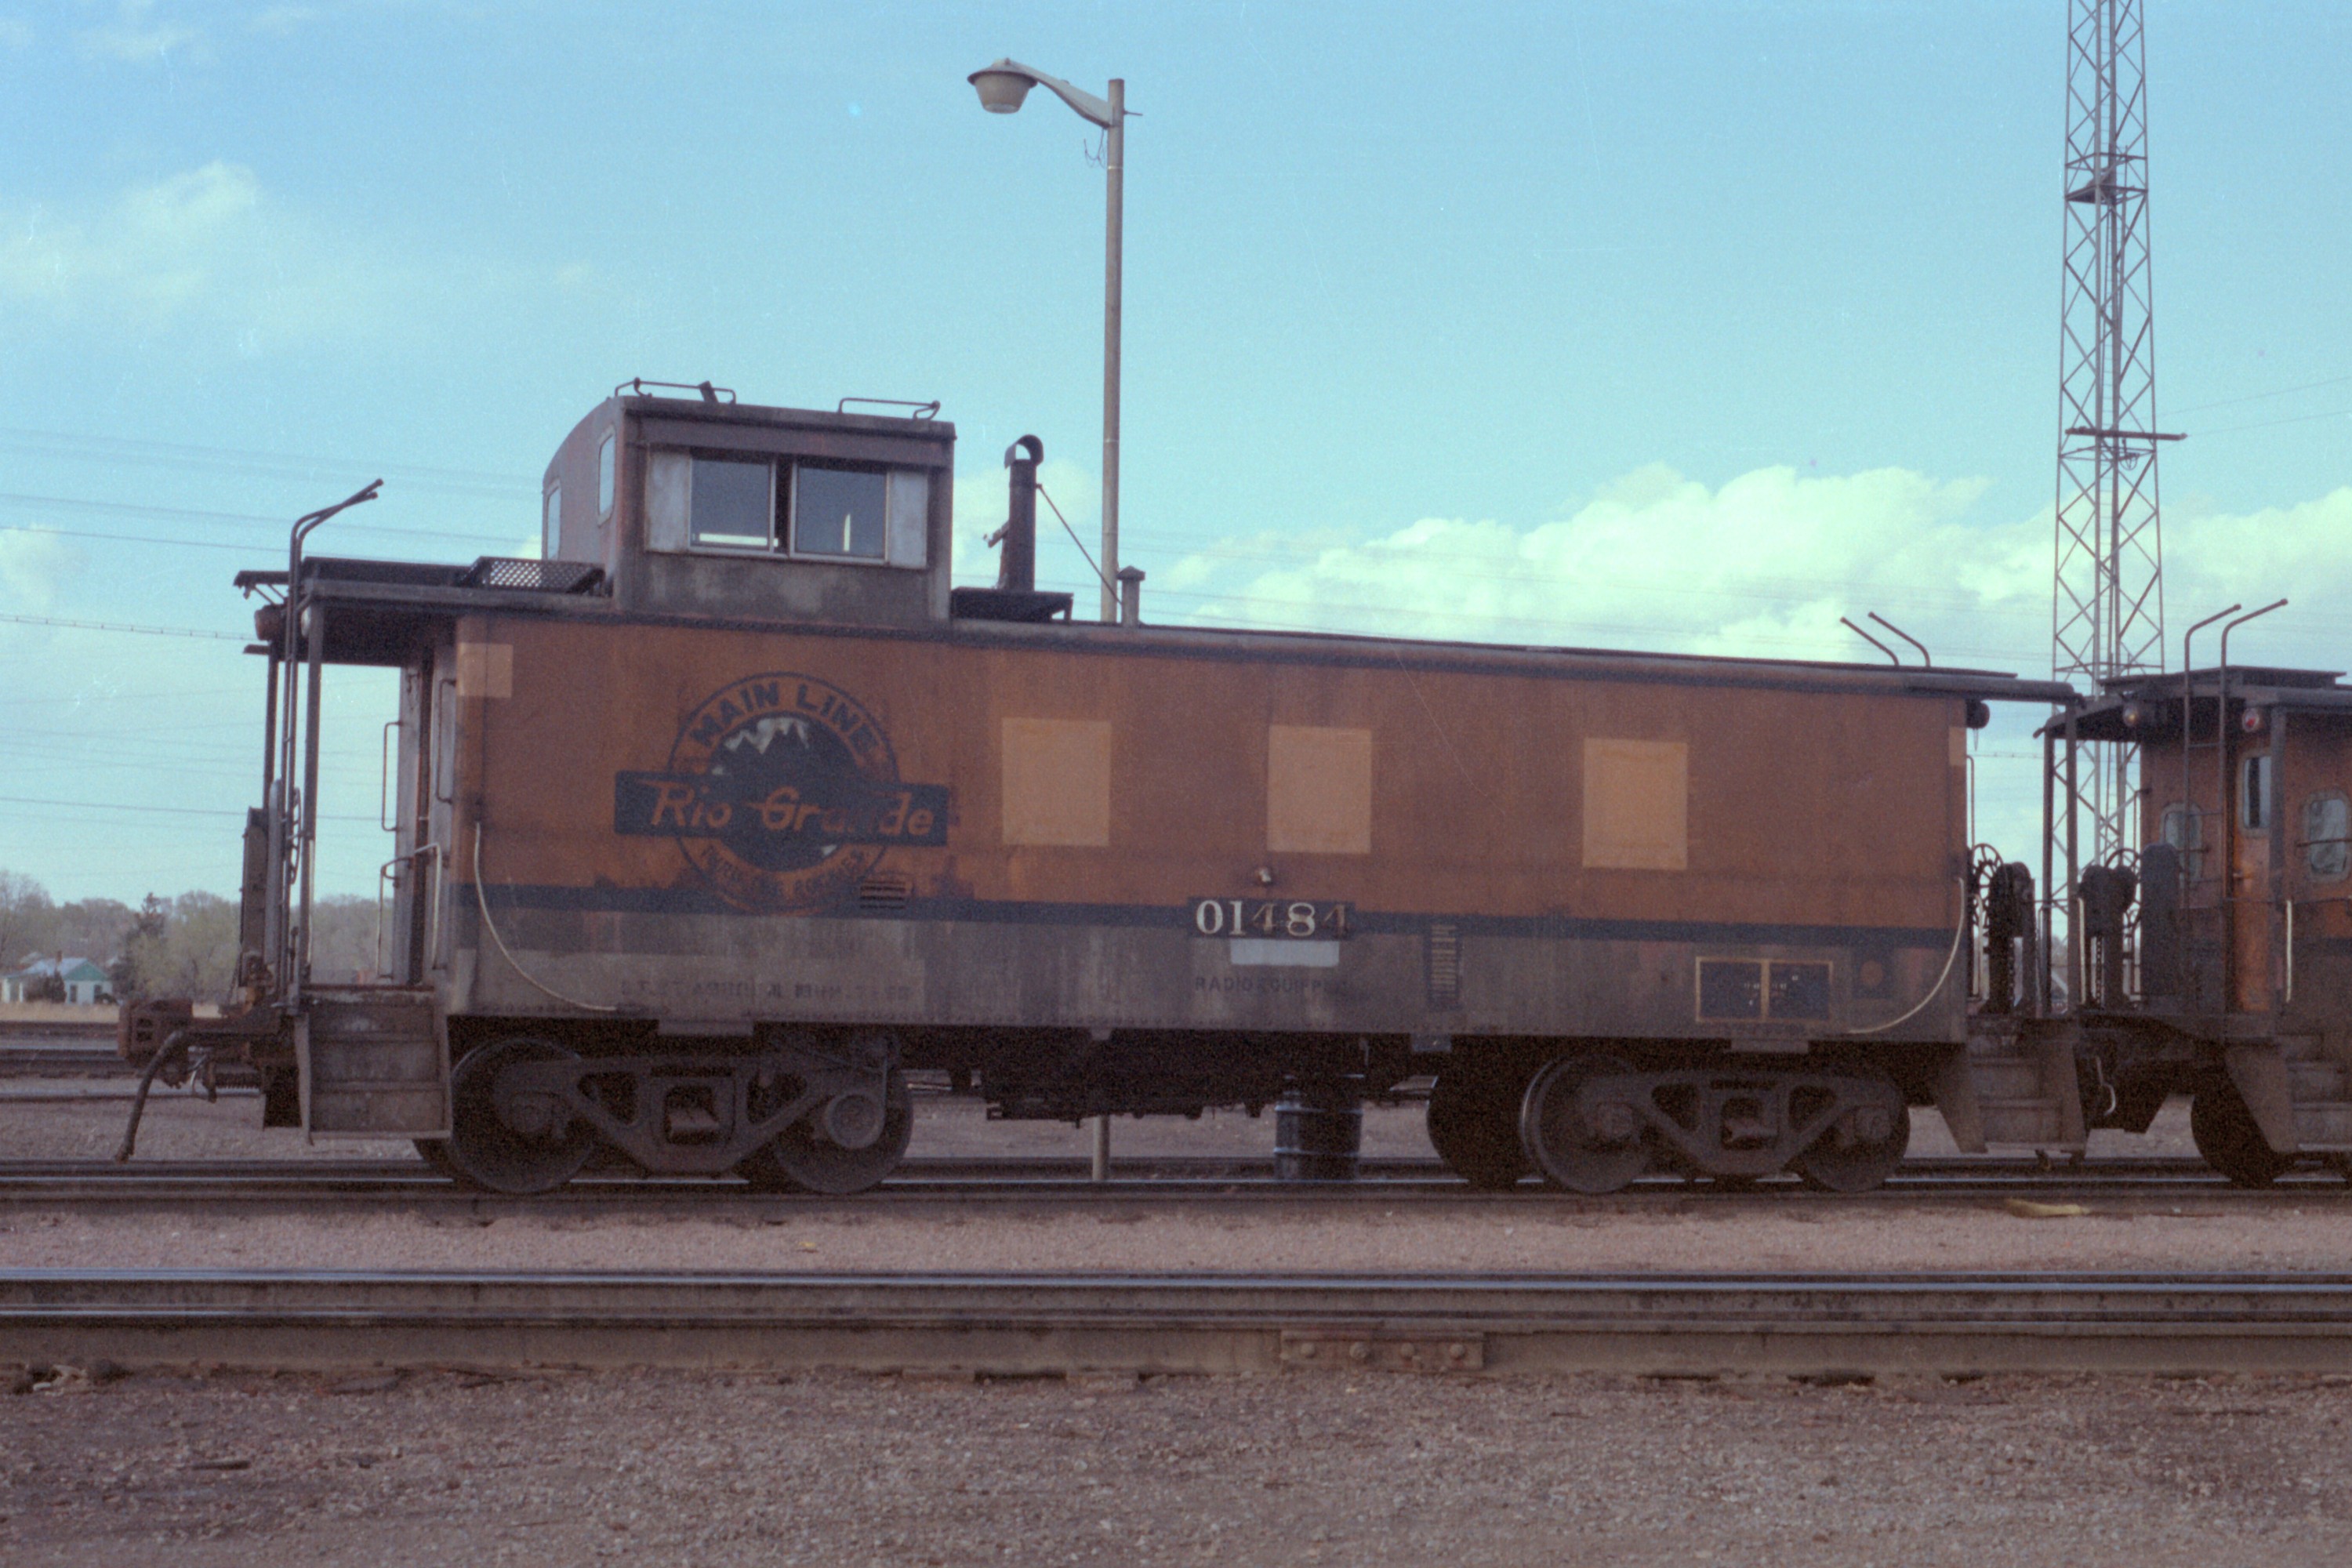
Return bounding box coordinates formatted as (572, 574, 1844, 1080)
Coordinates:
(272, 481, 382, 1009)
(379, 720, 401, 833)
(836, 397, 941, 419)
(1866, 612, 1932, 666)
(2212, 599, 2286, 1012)
(1838, 617, 1899, 665)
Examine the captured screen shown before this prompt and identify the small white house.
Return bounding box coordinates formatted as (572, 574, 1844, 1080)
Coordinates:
(0, 955, 112, 1006)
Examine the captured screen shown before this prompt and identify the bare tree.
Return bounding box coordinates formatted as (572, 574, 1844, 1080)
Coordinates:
(0, 871, 56, 973)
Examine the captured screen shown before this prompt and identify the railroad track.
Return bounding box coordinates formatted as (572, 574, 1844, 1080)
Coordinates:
(0, 1153, 2343, 1210)
(4, 1267, 2350, 1377)
(0, 1046, 129, 1079)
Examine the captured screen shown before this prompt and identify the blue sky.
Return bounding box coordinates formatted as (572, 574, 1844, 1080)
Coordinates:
(2, 0, 2347, 903)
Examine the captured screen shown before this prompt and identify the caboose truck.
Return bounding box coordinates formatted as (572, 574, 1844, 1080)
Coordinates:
(122, 381, 2143, 1194)
(2020, 657, 2352, 1185)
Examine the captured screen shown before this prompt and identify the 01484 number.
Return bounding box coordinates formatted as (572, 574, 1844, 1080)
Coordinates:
(1190, 898, 1352, 939)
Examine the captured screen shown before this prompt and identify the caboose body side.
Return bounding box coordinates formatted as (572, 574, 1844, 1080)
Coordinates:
(133, 388, 2076, 1193)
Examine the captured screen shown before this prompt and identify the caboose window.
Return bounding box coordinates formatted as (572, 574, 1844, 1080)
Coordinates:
(792, 464, 887, 560)
(2241, 753, 2271, 833)
(541, 484, 561, 557)
(2159, 803, 2205, 884)
(688, 457, 773, 550)
(2305, 793, 2350, 882)
(644, 448, 927, 566)
(597, 434, 616, 519)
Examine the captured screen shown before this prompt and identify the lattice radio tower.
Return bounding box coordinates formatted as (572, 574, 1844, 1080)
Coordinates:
(2053, 0, 2176, 871)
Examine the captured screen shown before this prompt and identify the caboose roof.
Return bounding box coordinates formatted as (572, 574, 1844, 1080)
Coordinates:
(2058, 666, 2352, 742)
(234, 549, 2076, 707)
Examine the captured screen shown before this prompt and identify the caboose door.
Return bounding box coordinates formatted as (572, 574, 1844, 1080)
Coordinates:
(386, 647, 457, 984)
(2231, 750, 2274, 1014)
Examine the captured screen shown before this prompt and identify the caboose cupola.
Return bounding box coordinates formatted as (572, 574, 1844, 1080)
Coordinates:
(542, 380, 958, 629)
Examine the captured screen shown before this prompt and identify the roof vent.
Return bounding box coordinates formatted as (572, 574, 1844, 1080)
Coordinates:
(459, 558, 605, 593)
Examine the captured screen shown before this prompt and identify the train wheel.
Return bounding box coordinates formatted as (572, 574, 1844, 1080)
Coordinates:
(2190, 1076, 2294, 1189)
(1426, 1072, 1530, 1190)
(738, 1069, 913, 1196)
(1791, 1070, 1910, 1193)
(444, 1037, 597, 1196)
(1519, 1054, 1648, 1196)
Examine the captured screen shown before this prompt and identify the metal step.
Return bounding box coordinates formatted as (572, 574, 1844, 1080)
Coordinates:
(301, 988, 448, 1138)
(2289, 1061, 2350, 1102)
(1967, 1058, 2047, 1100)
(2290, 1103, 2352, 1150)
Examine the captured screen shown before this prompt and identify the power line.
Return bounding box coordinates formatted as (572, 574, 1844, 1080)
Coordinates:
(0, 686, 258, 707)
(0, 426, 535, 499)
(2194, 406, 2352, 438)
(0, 524, 496, 561)
(0, 612, 246, 641)
(2170, 372, 2352, 416)
(0, 489, 523, 546)
(0, 793, 379, 824)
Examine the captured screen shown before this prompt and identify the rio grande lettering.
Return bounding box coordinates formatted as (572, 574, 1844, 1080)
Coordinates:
(614, 772, 949, 846)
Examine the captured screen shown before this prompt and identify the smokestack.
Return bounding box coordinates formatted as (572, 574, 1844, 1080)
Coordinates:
(998, 435, 1043, 593)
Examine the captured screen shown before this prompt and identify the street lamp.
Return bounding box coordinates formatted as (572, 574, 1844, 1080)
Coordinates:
(968, 57, 1127, 625)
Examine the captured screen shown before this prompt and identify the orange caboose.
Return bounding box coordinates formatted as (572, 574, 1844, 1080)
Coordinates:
(137, 385, 2070, 1195)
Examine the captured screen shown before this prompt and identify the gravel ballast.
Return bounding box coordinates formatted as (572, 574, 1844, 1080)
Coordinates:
(2, 1194, 2350, 1276)
(2, 1365, 2348, 1566)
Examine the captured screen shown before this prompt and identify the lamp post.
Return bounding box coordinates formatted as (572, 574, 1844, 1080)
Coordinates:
(968, 58, 1126, 626)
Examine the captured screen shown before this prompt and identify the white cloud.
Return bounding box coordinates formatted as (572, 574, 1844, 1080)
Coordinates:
(1158, 463, 2042, 668)
(1145, 463, 2352, 683)
(2165, 487, 2352, 673)
(76, 2, 202, 64)
(0, 531, 77, 612)
(0, 161, 394, 347)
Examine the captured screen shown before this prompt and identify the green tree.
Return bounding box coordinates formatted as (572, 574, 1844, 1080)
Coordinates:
(154, 892, 240, 997)
(108, 895, 171, 1002)
(310, 895, 386, 984)
(49, 898, 135, 970)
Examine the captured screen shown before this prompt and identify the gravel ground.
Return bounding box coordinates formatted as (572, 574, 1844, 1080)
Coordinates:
(2, 1365, 2348, 1566)
(5, 1083, 2345, 1565)
(3, 1189, 2347, 1274)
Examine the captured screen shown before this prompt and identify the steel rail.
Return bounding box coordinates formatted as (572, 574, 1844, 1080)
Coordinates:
(0, 1047, 133, 1078)
(0, 1153, 2288, 1181)
(0, 1155, 2340, 1212)
(5, 1268, 2352, 1377)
